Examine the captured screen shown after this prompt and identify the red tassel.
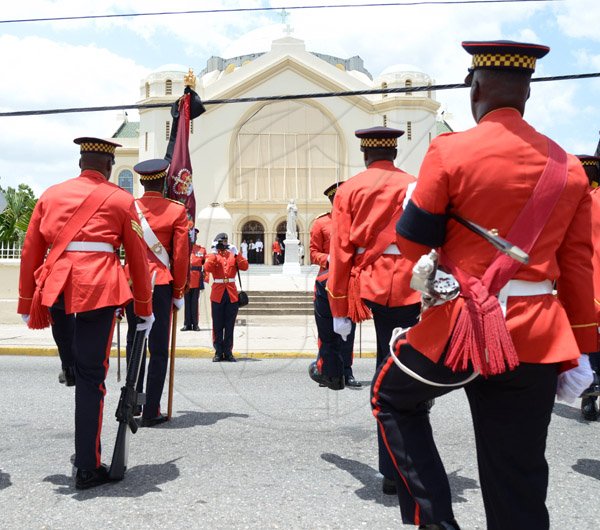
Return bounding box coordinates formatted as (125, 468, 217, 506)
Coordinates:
(445, 296, 519, 377)
(28, 287, 51, 329)
(347, 270, 371, 323)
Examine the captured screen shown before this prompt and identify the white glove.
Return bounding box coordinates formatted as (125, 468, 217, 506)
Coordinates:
(172, 297, 184, 311)
(326, 254, 330, 264)
(114, 308, 123, 320)
(333, 316, 352, 342)
(21, 314, 30, 324)
(136, 313, 155, 335)
(556, 355, 594, 403)
(211, 242, 218, 254)
(229, 245, 238, 256)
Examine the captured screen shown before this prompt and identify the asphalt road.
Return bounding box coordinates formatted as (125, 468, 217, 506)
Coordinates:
(1, 356, 598, 529)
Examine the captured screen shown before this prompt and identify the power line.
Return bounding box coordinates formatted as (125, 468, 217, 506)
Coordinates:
(0, 0, 564, 25)
(0, 72, 597, 119)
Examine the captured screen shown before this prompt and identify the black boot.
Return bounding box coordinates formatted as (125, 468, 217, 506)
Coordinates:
(581, 396, 599, 421)
(75, 464, 112, 490)
(308, 362, 344, 390)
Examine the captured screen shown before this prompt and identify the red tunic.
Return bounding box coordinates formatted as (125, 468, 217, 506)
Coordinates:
(397, 107, 596, 368)
(204, 250, 249, 303)
(127, 191, 189, 299)
(189, 244, 206, 289)
(310, 213, 332, 273)
(18, 170, 152, 316)
(327, 160, 420, 317)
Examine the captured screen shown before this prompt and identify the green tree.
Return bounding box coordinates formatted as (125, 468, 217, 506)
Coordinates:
(0, 184, 37, 244)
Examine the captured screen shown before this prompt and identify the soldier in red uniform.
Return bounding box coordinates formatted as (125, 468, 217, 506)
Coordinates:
(204, 233, 249, 362)
(18, 137, 153, 490)
(272, 238, 282, 265)
(326, 126, 421, 495)
(374, 41, 597, 529)
(124, 159, 189, 427)
(182, 228, 206, 331)
(308, 182, 361, 389)
(578, 154, 600, 420)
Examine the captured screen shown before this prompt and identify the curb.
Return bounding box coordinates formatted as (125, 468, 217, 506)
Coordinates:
(0, 346, 377, 359)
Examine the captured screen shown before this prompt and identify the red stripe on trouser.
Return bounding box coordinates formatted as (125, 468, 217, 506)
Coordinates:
(96, 314, 117, 468)
(371, 354, 421, 526)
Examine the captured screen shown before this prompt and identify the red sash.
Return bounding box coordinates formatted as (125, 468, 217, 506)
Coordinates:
(28, 183, 119, 329)
(441, 138, 568, 376)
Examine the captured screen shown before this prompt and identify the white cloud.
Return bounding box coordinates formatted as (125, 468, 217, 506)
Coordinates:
(0, 33, 149, 191)
(555, 0, 600, 41)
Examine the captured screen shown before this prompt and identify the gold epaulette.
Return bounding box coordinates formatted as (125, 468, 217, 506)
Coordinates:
(315, 211, 331, 220)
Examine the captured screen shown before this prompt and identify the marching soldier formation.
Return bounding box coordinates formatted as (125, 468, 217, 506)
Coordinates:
(15, 36, 600, 530)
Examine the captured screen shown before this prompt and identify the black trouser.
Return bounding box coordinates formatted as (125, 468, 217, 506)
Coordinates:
(372, 342, 557, 529)
(49, 295, 75, 371)
(211, 290, 239, 358)
(313, 274, 356, 378)
(364, 301, 421, 481)
(49, 301, 116, 471)
(184, 287, 200, 328)
(126, 283, 172, 419)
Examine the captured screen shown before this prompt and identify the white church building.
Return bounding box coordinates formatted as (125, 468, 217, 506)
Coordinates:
(111, 27, 449, 261)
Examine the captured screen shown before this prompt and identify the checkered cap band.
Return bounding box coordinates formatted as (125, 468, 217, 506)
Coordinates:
(360, 138, 398, 148)
(79, 142, 117, 155)
(139, 170, 167, 181)
(582, 160, 600, 167)
(472, 53, 537, 71)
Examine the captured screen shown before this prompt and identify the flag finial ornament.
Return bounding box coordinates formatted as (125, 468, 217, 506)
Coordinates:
(184, 68, 196, 90)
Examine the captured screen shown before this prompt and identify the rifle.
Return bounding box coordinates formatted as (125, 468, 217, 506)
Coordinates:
(109, 272, 156, 481)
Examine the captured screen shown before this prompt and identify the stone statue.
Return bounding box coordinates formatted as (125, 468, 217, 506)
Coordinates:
(286, 199, 298, 239)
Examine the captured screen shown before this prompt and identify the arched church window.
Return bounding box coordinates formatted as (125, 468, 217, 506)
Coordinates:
(118, 169, 134, 194)
(232, 101, 342, 201)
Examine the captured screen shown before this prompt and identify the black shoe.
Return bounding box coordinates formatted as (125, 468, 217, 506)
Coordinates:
(180, 326, 190, 332)
(419, 519, 461, 530)
(308, 362, 345, 390)
(581, 396, 599, 421)
(382, 476, 396, 495)
(345, 375, 362, 388)
(59, 367, 76, 387)
(192, 325, 200, 331)
(75, 464, 111, 490)
(224, 355, 237, 362)
(212, 355, 223, 362)
(141, 414, 168, 427)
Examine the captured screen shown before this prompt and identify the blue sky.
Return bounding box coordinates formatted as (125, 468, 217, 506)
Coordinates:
(1, 0, 599, 194)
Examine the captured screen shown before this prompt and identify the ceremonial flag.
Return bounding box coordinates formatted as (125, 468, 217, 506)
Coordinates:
(165, 86, 205, 244)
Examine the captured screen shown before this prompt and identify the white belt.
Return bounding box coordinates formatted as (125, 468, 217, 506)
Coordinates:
(213, 278, 235, 284)
(65, 241, 114, 253)
(356, 244, 401, 255)
(498, 279, 554, 316)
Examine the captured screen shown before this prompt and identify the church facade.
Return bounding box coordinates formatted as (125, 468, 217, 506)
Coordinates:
(112, 34, 445, 261)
